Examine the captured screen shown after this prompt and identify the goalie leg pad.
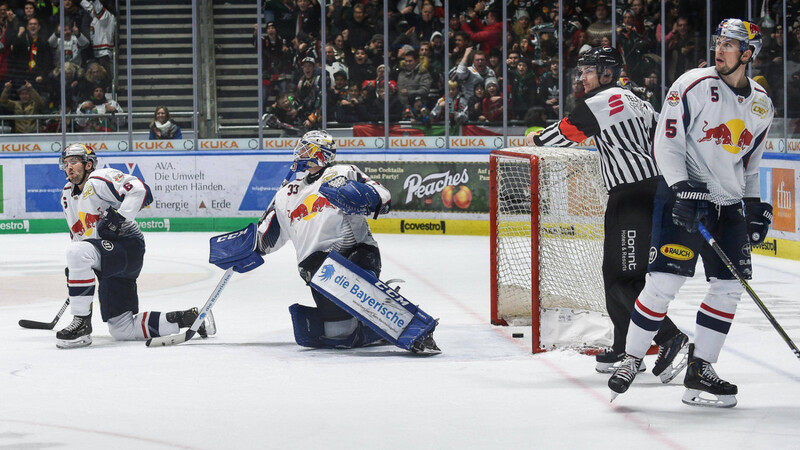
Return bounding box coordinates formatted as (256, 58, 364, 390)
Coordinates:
(289, 304, 386, 349)
(209, 223, 264, 273)
(309, 252, 437, 352)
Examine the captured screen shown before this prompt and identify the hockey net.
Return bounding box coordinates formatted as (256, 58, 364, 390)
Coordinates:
(490, 147, 612, 353)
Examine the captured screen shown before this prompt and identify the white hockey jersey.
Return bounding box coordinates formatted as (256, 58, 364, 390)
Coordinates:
(265, 164, 391, 264)
(653, 67, 774, 205)
(81, 0, 116, 58)
(62, 167, 152, 241)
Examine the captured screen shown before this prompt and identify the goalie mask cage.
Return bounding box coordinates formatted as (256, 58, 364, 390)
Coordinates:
(490, 147, 612, 353)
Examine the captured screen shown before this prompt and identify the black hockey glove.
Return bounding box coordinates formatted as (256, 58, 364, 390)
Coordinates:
(744, 198, 773, 245)
(670, 180, 709, 233)
(97, 207, 125, 240)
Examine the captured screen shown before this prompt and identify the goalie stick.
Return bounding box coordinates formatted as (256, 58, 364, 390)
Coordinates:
(18, 298, 70, 330)
(146, 267, 233, 347)
(698, 223, 800, 361)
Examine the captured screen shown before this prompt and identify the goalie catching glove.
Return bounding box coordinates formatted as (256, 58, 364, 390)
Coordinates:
(744, 198, 772, 245)
(319, 176, 389, 216)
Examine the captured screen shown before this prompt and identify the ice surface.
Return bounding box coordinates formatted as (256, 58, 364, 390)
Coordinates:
(1, 232, 799, 449)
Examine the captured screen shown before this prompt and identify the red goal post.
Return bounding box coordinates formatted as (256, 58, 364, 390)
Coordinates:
(490, 147, 612, 353)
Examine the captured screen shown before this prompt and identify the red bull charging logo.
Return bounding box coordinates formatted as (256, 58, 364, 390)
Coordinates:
(288, 194, 334, 223)
(70, 211, 101, 237)
(698, 119, 753, 154)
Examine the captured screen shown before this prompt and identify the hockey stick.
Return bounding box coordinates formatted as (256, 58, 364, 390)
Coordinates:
(19, 298, 70, 330)
(698, 223, 800, 360)
(146, 267, 234, 347)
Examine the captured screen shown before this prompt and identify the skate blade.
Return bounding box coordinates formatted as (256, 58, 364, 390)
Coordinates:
(56, 335, 92, 349)
(596, 361, 647, 374)
(681, 388, 737, 408)
(609, 390, 620, 403)
(657, 354, 688, 384)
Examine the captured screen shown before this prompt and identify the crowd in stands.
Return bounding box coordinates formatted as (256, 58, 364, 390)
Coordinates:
(258, 0, 800, 133)
(0, 0, 117, 133)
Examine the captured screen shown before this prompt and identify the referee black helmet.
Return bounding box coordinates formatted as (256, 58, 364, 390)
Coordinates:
(577, 46, 623, 85)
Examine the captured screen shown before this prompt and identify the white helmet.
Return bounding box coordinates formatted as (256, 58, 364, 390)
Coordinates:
(292, 130, 336, 172)
(59, 143, 98, 171)
(711, 18, 763, 61)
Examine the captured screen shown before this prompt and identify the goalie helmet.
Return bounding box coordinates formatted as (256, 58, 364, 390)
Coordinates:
(711, 18, 762, 61)
(576, 46, 623, 85)
(59, 143, 98, 171)
(292, 130, 337, 172)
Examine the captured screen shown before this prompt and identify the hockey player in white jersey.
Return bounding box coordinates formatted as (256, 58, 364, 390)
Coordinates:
(255, 130, 440, 354)
(526, 46, 688, 381)
(57, 144, 212, 348)
(608, 19, 774, 407)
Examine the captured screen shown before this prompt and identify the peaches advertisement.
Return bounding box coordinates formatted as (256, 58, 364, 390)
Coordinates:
(354, 161, 490, 213)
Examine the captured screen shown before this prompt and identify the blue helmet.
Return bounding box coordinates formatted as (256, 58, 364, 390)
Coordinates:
(292, 130, 337, 172)
(712, 18, 763, 61)
(59, 143, 97, 171)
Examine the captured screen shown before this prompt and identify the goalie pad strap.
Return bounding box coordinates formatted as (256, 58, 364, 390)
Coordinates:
(309, 252, 437, 351)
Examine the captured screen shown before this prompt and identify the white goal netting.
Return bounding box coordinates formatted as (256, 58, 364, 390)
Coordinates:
(491, 147, 612, 351)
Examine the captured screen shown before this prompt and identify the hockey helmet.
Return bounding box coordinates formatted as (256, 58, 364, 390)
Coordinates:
(59, 143, 97, 171)
(292, 130, 337, 172)
(576, 46, 623, 84)
(712, 18, 762, 61)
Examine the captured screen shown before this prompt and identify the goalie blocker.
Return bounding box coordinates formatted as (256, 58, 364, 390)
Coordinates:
(309, 251, 439, 354)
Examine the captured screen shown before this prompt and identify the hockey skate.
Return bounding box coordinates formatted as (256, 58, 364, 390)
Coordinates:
(607, 354, 642, 401)
(166, 307, 216, 338)
(682, 344, 737, 408)
(56, 313, 93, 349)
(411, 332, 441, 355)
(652, 332, 689, 383)
(595, 350, 646, 374)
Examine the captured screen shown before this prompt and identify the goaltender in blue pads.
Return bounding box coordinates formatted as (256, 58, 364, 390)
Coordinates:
(209, 130, 440, 354)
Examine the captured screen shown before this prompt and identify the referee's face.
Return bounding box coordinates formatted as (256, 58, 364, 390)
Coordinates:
(578, 66, 600, 93)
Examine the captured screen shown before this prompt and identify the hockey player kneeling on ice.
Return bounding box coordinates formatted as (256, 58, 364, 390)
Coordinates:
(56, 144, 214, 349)
(217, 130, 439, 354)
(608, 19, 774, 407)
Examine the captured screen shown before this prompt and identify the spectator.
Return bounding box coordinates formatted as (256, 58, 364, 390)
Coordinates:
(0, 79, 44, 133)
(413, 2, 443, 43)
(19, 1, 46, 37)
(361, 63, 384, 97)
(295, 0, 320, 39)
(289, 31, 318, 85)
(344, 46, 376, 89)
(330, 32, 346, 63)
(9, 16, 51, 91)
(296, 56, 321, 130)
(664, 16, 696, 84)
(324, 43, 348, 82)
(149, 106, 182, 140)
(509, 58, 537, 120)
(454, 46, 495, 104)
(335, 2, 374, 51)
(47, 60, 82, 111)
(481, 77, 502, 122)
(641, 70, 661, 111)
(449, 30, 470, 67)
(511, 9, 531, 41)
(48, 18, 89, 68)
(537, 57, 560, 119)
(335, 83, 367, 124)
(397, 49, 432, 106)
(467, 81, 486, 121)
(80, 0, 116, 76)
(365, 33, 384, 67)
(563, 77, 585, 113)
(365, 80, 402, 122)
(487, 47, 503, 82)
(328, 69, 349, 116)
(254, 21, 292, 105)
(429, 30, 446, 64)
(0, 1, 18, 87)
(262, 0, 296, 39)
(76, 61, 110, 102)
(263, 92, 303, 131)
(60, 0, 90, 62)
(459, 7, 502, 54)
(523, 105, 548, 136)
(402, 95, 431, 126)
(76, 84, 122, 132)
(430, 79, 468, 125)
(419, 40, 443, 96)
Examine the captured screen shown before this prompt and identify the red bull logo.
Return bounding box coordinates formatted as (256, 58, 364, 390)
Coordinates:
(288, 194, 333, 223)
(698, 119, 753, 154)
(70, 212, 101, 237)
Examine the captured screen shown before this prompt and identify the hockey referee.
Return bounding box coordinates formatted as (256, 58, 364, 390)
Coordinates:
(525, 46, 688, 381)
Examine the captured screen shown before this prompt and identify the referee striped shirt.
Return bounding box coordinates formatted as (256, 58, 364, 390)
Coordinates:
(532, 84, 660, 191)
